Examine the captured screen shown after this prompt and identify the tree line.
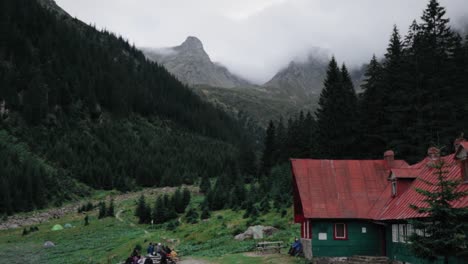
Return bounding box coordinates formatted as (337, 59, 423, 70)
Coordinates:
(135, 188, 191, 224)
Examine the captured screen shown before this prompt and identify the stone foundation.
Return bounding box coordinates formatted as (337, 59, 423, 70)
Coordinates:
(310, 256, 390, 264)
(301, 238, 312, 260)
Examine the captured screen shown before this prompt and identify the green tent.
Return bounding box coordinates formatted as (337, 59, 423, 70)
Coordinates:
(51, 224, 63, 231)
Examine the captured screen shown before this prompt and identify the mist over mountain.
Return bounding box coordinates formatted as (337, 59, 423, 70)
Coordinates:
(264, 53, 329, 97)
(143, 37, 251, 88)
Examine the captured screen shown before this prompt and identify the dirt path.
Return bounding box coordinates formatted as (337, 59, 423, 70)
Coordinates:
(0, 185, 198, 230)
(116, 209, 149, 235)
(178, 258, 211, 264)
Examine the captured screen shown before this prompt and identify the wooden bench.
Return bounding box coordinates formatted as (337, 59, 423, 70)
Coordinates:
(256, 241, 283, 254)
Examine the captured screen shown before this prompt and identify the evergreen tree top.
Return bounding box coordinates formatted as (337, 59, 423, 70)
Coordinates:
(421, 0, 449, 28)
(386, 26, 402, 60)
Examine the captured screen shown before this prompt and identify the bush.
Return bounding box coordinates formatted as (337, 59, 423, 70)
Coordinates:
(167, 220, 179, 231)
(185, 208, 199, 224)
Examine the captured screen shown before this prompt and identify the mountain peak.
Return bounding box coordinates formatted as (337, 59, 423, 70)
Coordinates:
(143, 36, 250, 88)
(180, 36, 204, 50)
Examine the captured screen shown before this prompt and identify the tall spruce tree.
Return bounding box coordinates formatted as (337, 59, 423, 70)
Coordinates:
(359, 55, 386, 157)
(135, 194, 150, 224)
(260, 121, 276, 175)
(315, 57, 358, 158)
(409, 159, 468, 264)
(340, 64, 358, 157)
(381, 25, 420, 161)
(107, 198, 115, 217)
(414, 0, 458, 154)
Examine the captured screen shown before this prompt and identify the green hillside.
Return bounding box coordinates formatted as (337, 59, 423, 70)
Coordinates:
(0, 187, 304, 264)
(0, 0, 248, 215)
(194, 85, 318, 128)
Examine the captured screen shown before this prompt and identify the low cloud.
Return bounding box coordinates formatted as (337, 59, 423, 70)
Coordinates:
(56, 0, 468, 84)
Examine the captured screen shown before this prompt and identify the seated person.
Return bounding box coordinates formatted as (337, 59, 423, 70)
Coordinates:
(147, 242, 154, 256)
(169, 249, 178, 262)
(155, 243, 167, 264)
(288, 238, 303, 256)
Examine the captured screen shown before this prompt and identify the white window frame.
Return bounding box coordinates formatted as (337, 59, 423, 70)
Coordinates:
(406, 224, 414, 244)
(399, 224, 407, 243)
(392, 224, 398, 242)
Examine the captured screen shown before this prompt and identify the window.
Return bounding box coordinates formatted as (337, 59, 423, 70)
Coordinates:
(334, 223, 347, 240)
(399, 224, 407, 243)
(398, 224, 414, 243)
(407, 224, 414, 244)
(392, 181, 397, 196)
(392, 224, 398, 242)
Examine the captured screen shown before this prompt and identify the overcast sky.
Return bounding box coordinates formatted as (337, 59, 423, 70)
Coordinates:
(55, 0, 468, 84)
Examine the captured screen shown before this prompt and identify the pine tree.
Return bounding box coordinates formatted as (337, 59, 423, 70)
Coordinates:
(274, 117, 287, 163)
(261, 121, 276, 176)
(173, 188, 184, 213)
(381, 25, 420, 161)
(199, 176, 211, 194)
(315, 57, 358, 158)
(339, 64, 358, 157)
(22, 69, 48, 125)
(152, 196, 165, 224)
(359, 55, 386, 157)
(98, 202, 106, 219)
(413, 0, 458, 156)
(182, 188, 191, 210)
(302, 112, 316, 158)
(238, 142, 257, 182)
(200, 206, 211, 220)
(185, 207, 199, 224)
(135, 195, 150, 224)
(107, 198, 115, 217)
(408, 159, 468, 264)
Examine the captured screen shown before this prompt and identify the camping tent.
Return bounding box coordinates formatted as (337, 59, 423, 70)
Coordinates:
(43, 241, 55, 248)
(64, 223, 72, 229)
(51, 224, 63, 231)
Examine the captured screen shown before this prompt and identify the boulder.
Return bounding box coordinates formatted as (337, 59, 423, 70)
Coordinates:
(234, 225, 279, 241)
(43, 241, 55, 248)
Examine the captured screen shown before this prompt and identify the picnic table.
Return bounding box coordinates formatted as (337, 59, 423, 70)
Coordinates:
(255, 241, 283, 254)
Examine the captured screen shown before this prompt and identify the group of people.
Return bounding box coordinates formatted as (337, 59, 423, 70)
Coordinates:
(147, 242, 178, 263)
(125, 242, 178, 264)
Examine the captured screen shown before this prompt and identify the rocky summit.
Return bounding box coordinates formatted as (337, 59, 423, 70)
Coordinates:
(264, 54, 329, 97)
(143, 36, 250, 88)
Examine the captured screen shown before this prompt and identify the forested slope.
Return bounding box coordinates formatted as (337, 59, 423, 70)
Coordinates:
(0, 0, 247, 215)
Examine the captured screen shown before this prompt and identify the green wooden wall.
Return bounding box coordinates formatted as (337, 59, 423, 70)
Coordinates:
(311, 220, 384, 257)
(385, 224, 467, 264)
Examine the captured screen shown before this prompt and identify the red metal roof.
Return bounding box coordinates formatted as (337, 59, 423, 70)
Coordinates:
(390, 168, 420, 179)
(377, 155, 468, 220)
(291, 159, 408, 219)
(292, 154, 468, 221)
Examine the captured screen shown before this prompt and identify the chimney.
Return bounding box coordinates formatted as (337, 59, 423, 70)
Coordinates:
(384, 150, 395, 164)
(454, 134, 465, 151)
(427, 147, 441, 161)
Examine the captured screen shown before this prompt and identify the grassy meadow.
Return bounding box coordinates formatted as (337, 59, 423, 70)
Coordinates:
(0, 188, 306, 264)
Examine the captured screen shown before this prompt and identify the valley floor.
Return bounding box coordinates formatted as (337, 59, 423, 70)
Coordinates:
(0, 187, 304, 264)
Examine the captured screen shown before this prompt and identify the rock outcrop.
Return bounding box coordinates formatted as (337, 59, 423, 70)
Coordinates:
(143, 36, 250, 88)
(234, 225, 279, 241)
(264, 54, 328, 97)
